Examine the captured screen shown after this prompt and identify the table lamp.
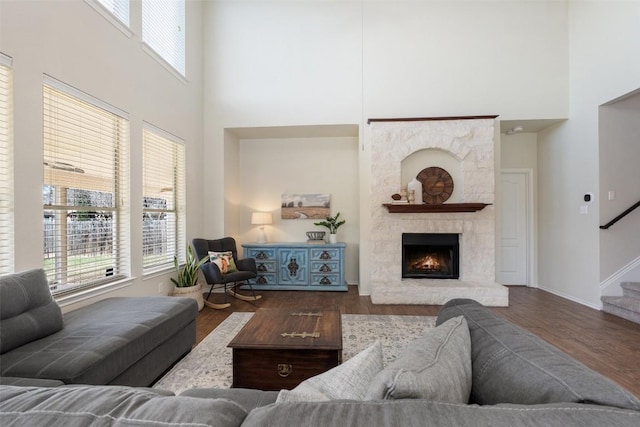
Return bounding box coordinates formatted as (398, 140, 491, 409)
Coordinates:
(251, 212, 273, 243)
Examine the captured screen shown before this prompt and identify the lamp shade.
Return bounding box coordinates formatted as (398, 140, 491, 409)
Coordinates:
(251, 212, 273, 225)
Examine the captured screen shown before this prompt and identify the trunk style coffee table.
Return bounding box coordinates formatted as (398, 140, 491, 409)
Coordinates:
(228, 308, 342, 390)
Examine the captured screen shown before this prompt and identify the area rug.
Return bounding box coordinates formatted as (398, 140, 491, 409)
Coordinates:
(154, 312, 436, 394)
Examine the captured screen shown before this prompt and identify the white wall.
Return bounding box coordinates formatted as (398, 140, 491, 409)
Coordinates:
(0, 0, 204, 310)
(362, 1, 568, 119)
(202, 0, 570, 294)
(501, 133, 537, 171)
(537, 1, 640, 308)
(202, 1, 363, 128)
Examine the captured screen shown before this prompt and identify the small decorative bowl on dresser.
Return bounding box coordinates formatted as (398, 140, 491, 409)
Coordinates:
(306, 231, 326, 241)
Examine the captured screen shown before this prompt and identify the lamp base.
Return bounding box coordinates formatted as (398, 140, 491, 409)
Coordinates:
(256, 227, 267, 243)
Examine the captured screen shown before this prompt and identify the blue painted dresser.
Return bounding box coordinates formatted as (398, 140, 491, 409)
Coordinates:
(242, 242, 347, 291)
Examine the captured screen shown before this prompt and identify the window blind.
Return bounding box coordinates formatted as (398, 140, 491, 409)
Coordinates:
(95, 0, 129, 26)
(142, 0, 186, 76)
(0, 53, 13, 275)
(142, 123, 185, 271)
(43, 76, 130, 295)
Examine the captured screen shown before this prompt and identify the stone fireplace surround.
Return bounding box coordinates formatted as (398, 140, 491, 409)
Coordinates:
(368, 117, 508, 307)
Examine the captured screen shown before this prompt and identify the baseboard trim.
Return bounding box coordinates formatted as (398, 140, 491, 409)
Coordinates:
(600, 255, 640, 294)
(536, 284, 602, 311)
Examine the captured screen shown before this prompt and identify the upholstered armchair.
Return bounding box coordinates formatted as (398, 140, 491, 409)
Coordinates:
(192, 237, 261, 309)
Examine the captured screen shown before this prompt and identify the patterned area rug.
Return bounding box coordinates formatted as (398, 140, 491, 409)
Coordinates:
(154, 312, 436, 394)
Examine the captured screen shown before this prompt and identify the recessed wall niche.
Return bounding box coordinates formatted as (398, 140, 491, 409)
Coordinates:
(400, 148, 461, 203)
(222, 124, 360, 286)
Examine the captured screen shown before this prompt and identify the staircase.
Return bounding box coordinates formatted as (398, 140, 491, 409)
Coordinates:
(601, 282, 640, 324)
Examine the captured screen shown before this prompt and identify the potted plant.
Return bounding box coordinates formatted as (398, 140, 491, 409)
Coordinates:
(171, 244, 208, 311)
(314, 212, 346, 244)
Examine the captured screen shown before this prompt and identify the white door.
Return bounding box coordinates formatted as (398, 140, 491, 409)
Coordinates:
(500, 172, 528, 285)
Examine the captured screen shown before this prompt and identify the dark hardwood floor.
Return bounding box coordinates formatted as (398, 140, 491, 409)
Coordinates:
(195, 285, 640, 398)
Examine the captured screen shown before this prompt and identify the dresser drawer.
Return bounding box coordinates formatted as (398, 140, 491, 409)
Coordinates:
(310, 261, 339, 274)
(256, 261, 276, 273)
(310, 248, 340, 261)
(253, 273, 277, 286)
(311, 274, 341, 287)
(247, 248, 276, 261)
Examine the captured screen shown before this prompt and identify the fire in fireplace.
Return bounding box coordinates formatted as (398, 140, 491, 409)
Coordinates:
(402, 233, 459, 279)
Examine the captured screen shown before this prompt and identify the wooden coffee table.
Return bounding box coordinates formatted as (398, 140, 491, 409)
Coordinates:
(228, 308, 342, 390)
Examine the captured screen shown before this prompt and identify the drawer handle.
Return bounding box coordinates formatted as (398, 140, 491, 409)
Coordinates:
(278, 364, 293, 377)
(256, 251, 268, 260)
(256, 276, 268, 285)
(319, 251, 332, 260)
(320, 276, 332, 285)
(319, 263, 332, 272)
(257, 263, 267, 272)
(287, 257, 299, 276)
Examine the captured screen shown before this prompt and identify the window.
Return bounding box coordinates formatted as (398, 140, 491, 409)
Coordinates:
(94, 0, 129, 26)
(43, 76, 129, 295)
(142, 123, 185, 271)
(0, 53, 13, 275)
(142, 0, 186, 77)
(85, 0, 132, 37)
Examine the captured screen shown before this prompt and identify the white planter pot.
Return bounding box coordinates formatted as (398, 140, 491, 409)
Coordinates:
(172, 283, 204, 311)
(329, 233, 338, 244)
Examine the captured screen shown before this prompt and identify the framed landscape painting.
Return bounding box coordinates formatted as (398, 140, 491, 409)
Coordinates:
(281, 193, 330, 219)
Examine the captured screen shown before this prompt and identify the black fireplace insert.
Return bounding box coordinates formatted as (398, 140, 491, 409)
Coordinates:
(402, 233, 459, 279)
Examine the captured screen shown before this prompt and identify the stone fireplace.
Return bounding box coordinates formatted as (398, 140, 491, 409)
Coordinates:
(368, 117, 508, 306)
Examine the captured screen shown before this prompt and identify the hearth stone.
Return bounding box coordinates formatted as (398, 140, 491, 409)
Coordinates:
(371, 279, 508, 307)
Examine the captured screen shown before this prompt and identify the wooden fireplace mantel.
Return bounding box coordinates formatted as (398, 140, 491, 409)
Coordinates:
(367, 115, 498, 125)
(383, 203, 491, 213)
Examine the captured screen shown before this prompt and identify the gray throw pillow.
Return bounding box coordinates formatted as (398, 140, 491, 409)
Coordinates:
(276, 340, 383, 403)
(365, 316, 471, 403)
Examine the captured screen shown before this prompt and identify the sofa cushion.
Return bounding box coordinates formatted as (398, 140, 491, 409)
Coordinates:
(437, 298, 640, 411)
(365, 316, 471, 403)
(0, 376, 64, 387)
(276, 340, 383, 403)
(180, 388, 279, 411)
(0, 269, 63, 354)
(242, 400, 640, 427)
(0, 385, 247, 427)
(0, 296, 198, 385)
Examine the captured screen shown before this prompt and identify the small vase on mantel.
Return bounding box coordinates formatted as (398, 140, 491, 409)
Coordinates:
(408, 178, 423, 204)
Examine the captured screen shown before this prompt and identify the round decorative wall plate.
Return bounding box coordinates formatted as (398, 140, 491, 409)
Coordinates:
(416, 167, 454, 204)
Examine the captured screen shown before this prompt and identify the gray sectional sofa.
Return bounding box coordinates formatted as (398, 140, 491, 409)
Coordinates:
(0, 268, 198, 386)
(1, 284, 639, 425)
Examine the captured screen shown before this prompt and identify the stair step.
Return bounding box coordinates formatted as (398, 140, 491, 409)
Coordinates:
(621, 282, 640, 299)
(601, 295, 640, 325)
